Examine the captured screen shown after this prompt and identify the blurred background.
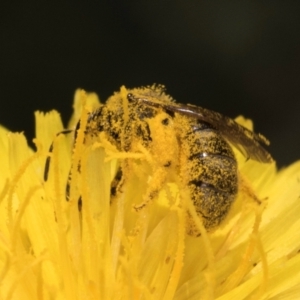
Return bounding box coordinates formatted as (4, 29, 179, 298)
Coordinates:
(1, 2, 299, 167)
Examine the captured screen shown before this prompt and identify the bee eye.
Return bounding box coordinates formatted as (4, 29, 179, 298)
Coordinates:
(161, 118, 169, 126)
(127, 93, 135, 102)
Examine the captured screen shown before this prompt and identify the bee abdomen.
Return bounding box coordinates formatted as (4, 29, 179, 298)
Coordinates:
(185, 129, 238, 230)
(187, 153, 238, 228)
(188, 153, 237, 193)
(188, 181, 236, 230)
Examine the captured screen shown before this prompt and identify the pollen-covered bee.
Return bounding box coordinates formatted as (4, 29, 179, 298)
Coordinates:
(45, 85, 272, 234)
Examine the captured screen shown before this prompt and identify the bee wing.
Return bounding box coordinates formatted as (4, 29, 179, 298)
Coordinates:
(167, 102, 273, 163)
(131, 94, 273, 163)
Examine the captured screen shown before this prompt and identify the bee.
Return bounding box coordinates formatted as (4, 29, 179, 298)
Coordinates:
(44, 85, 272, 235)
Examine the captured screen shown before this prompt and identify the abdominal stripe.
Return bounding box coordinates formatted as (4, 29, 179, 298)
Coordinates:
(189, 180, 230, 195)
(188, 152, 236, 163)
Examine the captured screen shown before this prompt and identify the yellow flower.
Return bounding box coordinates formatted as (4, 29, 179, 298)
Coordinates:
(0, 87, 299, 299)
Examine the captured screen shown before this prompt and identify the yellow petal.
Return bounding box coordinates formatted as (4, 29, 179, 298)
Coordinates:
(0, 88, 299, 299)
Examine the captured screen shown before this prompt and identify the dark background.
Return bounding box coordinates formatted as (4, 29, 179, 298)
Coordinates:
(1, 2, 299, 168)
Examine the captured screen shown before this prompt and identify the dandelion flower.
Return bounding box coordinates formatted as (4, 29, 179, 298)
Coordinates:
(0, 87, 299, 299)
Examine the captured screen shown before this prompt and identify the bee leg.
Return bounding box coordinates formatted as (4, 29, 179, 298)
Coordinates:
(133, 167, 167, 211)
(133, 190, 158, 211)
(218, 172, 267, 295)
(217, 172, 266, 256)
(65, 163, 82, 211)
(238, 174, 263, 205)
(44, 129, 74, 182)
(110, 168, 123, 204)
